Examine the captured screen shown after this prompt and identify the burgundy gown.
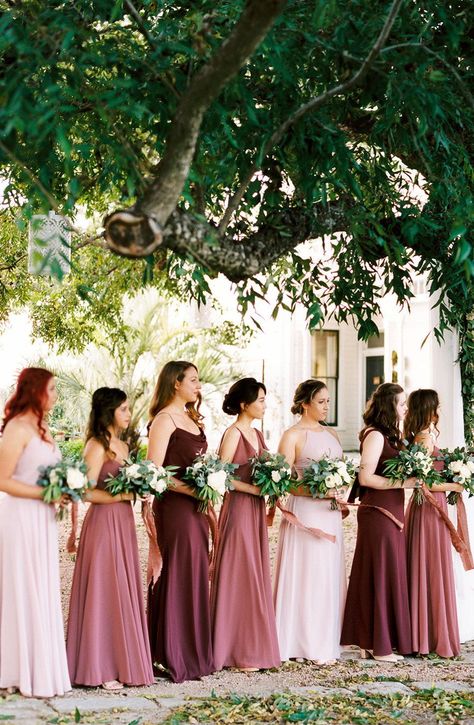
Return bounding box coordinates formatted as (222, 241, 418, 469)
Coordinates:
(67, 459, 154, 686)
(340, 431, 412, 656)
(405, 448, 460, 657)
(147, 426, 214, 683)
(211, 429, 280, 669)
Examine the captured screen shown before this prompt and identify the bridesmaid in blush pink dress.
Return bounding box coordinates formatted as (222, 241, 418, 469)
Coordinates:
(273, 380, 347, 664)
(67, 388, 153, 690)
(404, 389, 462, 658)
(147, 361, 214, 683)
(211, 378, 280, 671)
(0, 368, 71, 698)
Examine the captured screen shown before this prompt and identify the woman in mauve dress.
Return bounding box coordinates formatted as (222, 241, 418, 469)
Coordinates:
(211, 378, 280, 671)
(147, 361, 214, 683)
(341, 382, 416, 662)
(67, 387, 154, 690)
(404, 389, 463, 658)
(273, 379, 347, 664)
(0, 367, 71, 698)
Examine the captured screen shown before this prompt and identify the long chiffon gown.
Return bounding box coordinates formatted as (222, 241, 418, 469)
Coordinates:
(450, 495, 474, 643)
(340, 431, 412, 656)
(0, 436, 71, 697)
(211, 429, 280, 670)
(67, 459, 154, 686)
(405, 450, 460, 657)
(148, 426, 214, 683)
(273, 430, 347, 662)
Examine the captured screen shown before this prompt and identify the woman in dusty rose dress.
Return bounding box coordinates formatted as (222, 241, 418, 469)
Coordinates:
(147, 361, 214, 683)
(341, 383, 416, 661)
(67, 388, 153, 689)
(0, 368, 71, 698)
(273, 380, 347, 663)
(404, 389, 463, 658)
(211, 378, 280, 671)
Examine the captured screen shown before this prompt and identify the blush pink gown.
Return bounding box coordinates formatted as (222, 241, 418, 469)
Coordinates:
(0, 436, 71, 697)
(274, 430, 347, 662)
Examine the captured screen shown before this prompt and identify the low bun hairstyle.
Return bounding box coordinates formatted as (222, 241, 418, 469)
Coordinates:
(85, 387, 127, 456)
(291, 379, 327, 415)
(222, 378, 266, 416)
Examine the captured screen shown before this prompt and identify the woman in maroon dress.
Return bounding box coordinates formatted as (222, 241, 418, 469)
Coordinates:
(404, 389, 463, 657)
(341, 383, 415, 661)
(147, 361, 214, 683)
(211, 378, 280, 671)
(67, 388, 153, 690)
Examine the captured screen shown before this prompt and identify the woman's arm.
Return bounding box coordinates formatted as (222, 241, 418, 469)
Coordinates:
(412, 431, 462, 492)
(219, 428, 260, 495)
(82, 439, 134, 504)
(278, 429, 310, 497)
(359, 431, 415, 490)
(148, 414, 196, 498)
(0, 422, 48, 500)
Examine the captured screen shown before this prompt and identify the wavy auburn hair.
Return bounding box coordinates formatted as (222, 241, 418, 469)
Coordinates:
(85, 387, 127, 457)
(149, 361, 203, 428)
(2, 367, 53, 440)
(404, 389, 439, 444)
(361, 382, 404, 446)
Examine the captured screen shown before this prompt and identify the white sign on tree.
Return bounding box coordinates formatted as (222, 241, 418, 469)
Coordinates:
(28, 211, 72, 276)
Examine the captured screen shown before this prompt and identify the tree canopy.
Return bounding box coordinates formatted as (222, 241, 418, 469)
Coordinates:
(0, 0, 473, 339)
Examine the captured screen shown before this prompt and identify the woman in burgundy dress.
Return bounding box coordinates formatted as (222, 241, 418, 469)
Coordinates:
(67, 388, 154, 689)
(211, 378, 280, 671)
(404, 389, 463, 657)
(147, 361, 214, 683)
(341, 383, 415, 661)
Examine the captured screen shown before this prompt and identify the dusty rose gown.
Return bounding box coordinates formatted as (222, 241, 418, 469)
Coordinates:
(273, 429, 347, 662)
(341, 431, 412, 656)
(0, 436, 71, 697)
(147, 425, 214, 683)
(405, 448, 460, 657)
(211, 428, 280, 669)
(67, 459, 154, 686)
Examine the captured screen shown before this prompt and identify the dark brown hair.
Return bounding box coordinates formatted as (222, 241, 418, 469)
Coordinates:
(149, 361, 203, 428)
(85, 387, 127, 456)
(291, 379, 327, 416)
(222, 377, 266, 416)
(2, 367, 53, 441)
(361, 382, 404, 445)
(404, 389, 439, 443)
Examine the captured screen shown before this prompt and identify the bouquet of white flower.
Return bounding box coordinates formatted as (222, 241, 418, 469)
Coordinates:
(36, 460, 90, 519)
(182, 453, 238, 512)
(105, 458, 177, 499)
(438, 447, 474, 505)
(250, 451, 294, 507)
(300, 455, 357, 509)
(384, 442, 442, 505)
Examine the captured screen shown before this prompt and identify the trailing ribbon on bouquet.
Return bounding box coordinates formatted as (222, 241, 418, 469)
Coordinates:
(419, 485, 474, 571)
(275, 500, 336, 542)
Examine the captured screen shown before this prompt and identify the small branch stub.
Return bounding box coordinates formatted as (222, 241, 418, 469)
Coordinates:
(103, 209, 163, 258)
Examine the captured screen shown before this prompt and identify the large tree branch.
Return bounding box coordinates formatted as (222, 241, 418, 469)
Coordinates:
(137, 0, 287, 225)
(218, 0, 404, 235)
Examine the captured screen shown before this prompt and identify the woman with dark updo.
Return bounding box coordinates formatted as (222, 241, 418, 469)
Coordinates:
(66, 387, 154, 690)
(211, 378, 280, 671)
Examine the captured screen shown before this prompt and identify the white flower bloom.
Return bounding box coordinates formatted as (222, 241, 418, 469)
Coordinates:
(325, 474, 337, 489)
(126, 463, 141, 478)
(207, 469, 227, 495)
(66, 467, 87, 490)
(342, 470, 352, 484)
(271, 470, 282, 483)
(460, 464, 471, 480)
(265, 461, 273, 467)
(449, 460, 463, 474)
(149, 475, 168, 494)
(467, 460, 474, 474)
(50, 469, 60, 486)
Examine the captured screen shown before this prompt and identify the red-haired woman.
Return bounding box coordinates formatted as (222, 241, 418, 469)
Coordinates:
(0, 368, 71, 697)
(341, 383, 415, 661)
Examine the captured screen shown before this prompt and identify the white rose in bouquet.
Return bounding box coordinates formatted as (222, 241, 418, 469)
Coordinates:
(449, 460, 463, 474)
(271, 470, 282, 483)
(460, 463, 472, 481)
(66, 467, 87, 490)
(149, 475, 168, 495)
(207, 469, 227, 495)
(467, 460, 474, 474)
(125, 463, 141, 478)
(325, 473, 338, 489)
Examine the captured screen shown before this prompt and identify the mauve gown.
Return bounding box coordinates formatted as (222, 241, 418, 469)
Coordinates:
(67, 459, 154, 686)
(273, 430, 347, 662)
(0, 436, 71, 697)
(211, 429, 280, 669)
(340, 432, 412, 656)
(405, 449, 460, 657)
(147, 426, 214, 683)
